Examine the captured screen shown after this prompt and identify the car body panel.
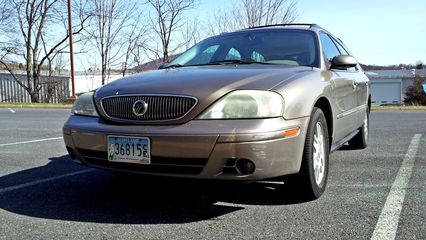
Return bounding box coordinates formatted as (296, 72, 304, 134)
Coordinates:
(94, 65, 313, 124)
(64, 115, 309, 179)
(63, 25, 370, 180)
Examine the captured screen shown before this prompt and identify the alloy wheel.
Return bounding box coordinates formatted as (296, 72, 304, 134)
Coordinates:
(313, 122, 325, 186)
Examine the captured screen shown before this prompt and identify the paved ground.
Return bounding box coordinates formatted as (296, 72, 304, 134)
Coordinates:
(0, 108, 424, 240)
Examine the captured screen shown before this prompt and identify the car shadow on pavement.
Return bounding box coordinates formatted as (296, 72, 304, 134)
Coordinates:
(0, 155, 311, 224)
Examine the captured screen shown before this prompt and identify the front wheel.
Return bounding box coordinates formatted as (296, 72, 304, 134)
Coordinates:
(283, 107, 330, 200)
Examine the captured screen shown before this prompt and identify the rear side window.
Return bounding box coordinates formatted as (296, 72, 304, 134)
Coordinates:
(319, 33, 340, 63)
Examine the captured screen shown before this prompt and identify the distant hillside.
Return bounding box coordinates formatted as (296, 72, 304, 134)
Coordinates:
(134, 55, 180, 72)
(360, 63, 423, 71)
(133, 59, 163, 72)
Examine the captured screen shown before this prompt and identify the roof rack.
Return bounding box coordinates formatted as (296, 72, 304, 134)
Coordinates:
(247, 23, 321, 30)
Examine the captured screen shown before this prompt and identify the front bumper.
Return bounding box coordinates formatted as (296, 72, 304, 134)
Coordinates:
(63, 115, 309, 180)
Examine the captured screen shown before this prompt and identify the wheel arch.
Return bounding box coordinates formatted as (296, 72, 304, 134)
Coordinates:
(313, 97, 333, 149)
(368, 94, 371, 112)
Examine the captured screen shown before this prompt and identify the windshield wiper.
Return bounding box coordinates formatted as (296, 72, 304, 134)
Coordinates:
(161, 63, 183, 69)
(204, 59, 274, 65)
(163, 60, 274, 69)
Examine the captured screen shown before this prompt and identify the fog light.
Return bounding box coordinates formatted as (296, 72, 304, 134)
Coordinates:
(236, 159, 256, 175)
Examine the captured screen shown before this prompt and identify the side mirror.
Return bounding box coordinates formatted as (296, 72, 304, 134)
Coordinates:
(331, 55, 357, 69)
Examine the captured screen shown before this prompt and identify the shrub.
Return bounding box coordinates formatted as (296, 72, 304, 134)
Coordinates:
(404, 76, 426, 105)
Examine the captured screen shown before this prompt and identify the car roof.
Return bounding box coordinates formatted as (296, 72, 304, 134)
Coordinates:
(221, 23, 347, 46)
(223, 23, 327, 35)
(247, 23, 322, 30)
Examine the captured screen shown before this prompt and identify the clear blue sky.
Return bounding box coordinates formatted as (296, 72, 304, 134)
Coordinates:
(194, 0, 426, 66)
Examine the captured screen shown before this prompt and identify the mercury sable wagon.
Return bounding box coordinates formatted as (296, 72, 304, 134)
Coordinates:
(63, 24, 370, 200)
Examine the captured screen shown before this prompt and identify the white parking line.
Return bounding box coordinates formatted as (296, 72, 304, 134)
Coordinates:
(7, 108, 15, 113)
(371, 134, 422, 240)
(0, 169, 96, 194)
(0, 137, 63, 147)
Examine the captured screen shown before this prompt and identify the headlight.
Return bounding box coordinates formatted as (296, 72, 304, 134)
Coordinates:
(198, 90, 283, 119)
(71, 92, 98, 117)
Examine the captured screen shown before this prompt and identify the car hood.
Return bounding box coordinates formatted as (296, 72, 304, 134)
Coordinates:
(94, 65, 312, 122)
(96, 65, 311, 97)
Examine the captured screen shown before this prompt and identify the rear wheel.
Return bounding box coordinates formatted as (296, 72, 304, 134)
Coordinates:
(283, 107, 330, 200)
(347, 110, 369, 149)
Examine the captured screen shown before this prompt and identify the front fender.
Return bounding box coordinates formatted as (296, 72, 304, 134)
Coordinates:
(272, 70, 333, 120)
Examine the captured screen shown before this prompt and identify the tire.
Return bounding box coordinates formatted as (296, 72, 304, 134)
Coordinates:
(283, 107, 330, 200)
(347, 110, 369, 149)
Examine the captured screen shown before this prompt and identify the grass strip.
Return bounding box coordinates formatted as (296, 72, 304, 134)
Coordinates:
(0, 102, 72, 109)
(372, 105, 426, 111)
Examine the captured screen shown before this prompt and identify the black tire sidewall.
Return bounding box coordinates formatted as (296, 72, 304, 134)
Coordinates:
(347, 109, 369, 149)
(302, 107, 330, 197)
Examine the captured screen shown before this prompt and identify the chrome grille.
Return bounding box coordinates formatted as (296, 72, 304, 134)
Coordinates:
(101, 95, 197, 121)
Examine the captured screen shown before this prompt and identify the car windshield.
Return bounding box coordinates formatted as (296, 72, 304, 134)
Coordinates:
(169, 29, 319, 68)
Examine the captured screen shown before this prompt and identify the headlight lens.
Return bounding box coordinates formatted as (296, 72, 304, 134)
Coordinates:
(198, 90, 283, 119)
(71, 92, 98, 117)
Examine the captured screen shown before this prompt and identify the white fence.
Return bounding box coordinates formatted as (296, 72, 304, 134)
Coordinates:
(0, 73, 70, 103)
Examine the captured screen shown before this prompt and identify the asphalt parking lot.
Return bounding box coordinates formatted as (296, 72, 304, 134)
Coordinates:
(0, 108, 424, 240)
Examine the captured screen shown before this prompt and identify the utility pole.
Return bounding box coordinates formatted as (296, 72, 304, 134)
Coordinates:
(68, 0, 76, 99)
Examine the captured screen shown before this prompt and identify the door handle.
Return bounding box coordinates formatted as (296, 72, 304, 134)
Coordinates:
(352, 81, 358, 89)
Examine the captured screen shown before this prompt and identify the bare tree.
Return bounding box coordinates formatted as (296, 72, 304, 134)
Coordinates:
(85, 0, 138, 85)
(121, 19, 150, 76)
(238, 0, 298, 28)
(179, 17, 202, 51)
(206, 8, 239, 36)
(0, 0, 89, 102)
(208, 0, 298, 34)
(44, 53, 58, 103)
(0, 0, 12, 33)
(0, 0, 19, 68)
(130, 44, 147, 73)
(42, 42, 67, 103)
(147, 0, 196, 63)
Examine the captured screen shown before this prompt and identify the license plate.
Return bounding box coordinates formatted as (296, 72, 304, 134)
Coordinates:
(107, 135, 151, 164)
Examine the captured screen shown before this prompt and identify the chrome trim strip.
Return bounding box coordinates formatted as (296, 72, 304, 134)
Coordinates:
(337, 104, 367, 119)
(99, 94, 199, 124)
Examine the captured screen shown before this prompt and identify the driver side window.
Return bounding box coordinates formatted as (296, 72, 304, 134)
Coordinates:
(319, 33, 340, 63)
